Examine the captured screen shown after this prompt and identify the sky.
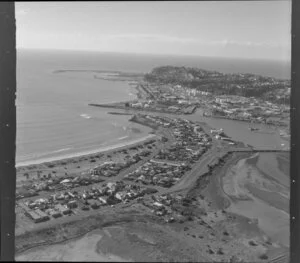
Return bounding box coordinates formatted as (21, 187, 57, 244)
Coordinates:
(16, 1, 291, 61)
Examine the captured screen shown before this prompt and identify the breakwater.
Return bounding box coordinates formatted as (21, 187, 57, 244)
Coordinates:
(208, 114, 288, 127)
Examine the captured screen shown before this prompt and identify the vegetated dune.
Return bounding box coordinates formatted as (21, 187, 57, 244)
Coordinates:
(15, 220, 210, 262)
(15, 229, 130, 262)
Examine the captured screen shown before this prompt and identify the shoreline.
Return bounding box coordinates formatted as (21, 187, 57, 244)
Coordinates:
(16, 134, 156, 168)
(221, 152, 290, 247)
(204, 114, 288, 127)
(16, 73, 148, 169)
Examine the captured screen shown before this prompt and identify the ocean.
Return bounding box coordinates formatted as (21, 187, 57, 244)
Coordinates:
(16, 49, 291, 165)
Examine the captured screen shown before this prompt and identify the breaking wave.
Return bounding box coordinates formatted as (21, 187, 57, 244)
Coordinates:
(80, 114, 91, 119)
(118, 136, 129, 140)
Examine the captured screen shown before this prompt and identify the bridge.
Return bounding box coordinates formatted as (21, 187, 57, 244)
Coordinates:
(231, 149, 289, 153)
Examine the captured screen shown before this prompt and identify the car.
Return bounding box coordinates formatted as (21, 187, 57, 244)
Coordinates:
(81, 205, 90, 211)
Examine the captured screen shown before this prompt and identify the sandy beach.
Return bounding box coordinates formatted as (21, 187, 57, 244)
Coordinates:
(16, 133, 158, 187)
(16, 134, 156, 167)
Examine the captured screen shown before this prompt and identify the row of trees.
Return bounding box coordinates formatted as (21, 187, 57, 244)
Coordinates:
(23, 171, 54, 180)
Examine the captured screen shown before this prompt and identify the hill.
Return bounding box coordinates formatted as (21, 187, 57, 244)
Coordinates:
(144, 66, 290, 104)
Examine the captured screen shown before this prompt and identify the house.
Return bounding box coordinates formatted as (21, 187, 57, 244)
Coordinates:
(28, 202, 37, 209)
(55, 204, 71, 215)
(68, 192, 75, 198)
(115, 191, 127, 201)
(60, 179, 71, 184)
(131, 102, 143, 108)
(29, 209, 49, 223)
(45, 209, 62, 218)
(106, 195, 121, 205)
(25, 210, 41, 223)
(98, 196, 108, 205)
(165, 95, 178, 101)
(210, 128, 223, 134)
(168, 106, 180, 111)
(51, 210, 62, 218)
(153, 202, 163, 208)
(56, 193, 65, 200)
(91, 201, 101, 209)
(67, 200, 78, 209)
(242, 112, 252, 118)
(106, 182, 117, 194)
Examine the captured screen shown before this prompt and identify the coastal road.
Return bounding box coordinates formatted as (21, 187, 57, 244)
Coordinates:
(158, 133, 253, 195)
(163, 147, 226, 195)
(156, 134, 228, 195)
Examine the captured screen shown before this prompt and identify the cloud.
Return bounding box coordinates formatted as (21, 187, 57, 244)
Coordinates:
(16, 9, 29, 16)
(95, 34, 290, 49)
(210, 39, 290, 48)
(99, 34, 198, 44)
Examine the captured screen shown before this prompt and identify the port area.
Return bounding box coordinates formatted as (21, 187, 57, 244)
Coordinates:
(89, 101, 197, 115)
(15, 114, 289, 262)
(89, 81, 198, 115)
(89, 74, 290, 129)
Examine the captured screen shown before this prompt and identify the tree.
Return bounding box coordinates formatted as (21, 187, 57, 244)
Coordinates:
(229, 255, 244, 263)
(24, 173, 29, 180)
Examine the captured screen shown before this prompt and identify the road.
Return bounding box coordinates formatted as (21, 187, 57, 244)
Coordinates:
(163, 141, 227, 194)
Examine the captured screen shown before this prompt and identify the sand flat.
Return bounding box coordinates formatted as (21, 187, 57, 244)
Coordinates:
(15, 229, 131, 262)
(222, 152, 290, 247)
(255, 152, 290, 187)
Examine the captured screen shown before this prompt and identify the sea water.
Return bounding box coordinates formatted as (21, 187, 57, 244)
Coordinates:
(16, 49, 290, 165)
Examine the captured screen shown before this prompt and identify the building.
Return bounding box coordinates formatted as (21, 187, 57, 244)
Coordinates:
(25, 210, 41, 223)
(131, 102, 143, 108)
(26, 209, 50, 223)
(67, 200, 78, 209)
(90, 201, 101, 209)
(210, 128, 223, 135)
(55, 204, 71, 215)
(168, 106, 179, 111)
(98, 196, 108, 205)
(50, 210, 62, 218)
(153, 202, 164, 208)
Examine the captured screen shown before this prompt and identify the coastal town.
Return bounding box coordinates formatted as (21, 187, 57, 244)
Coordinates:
(90, 66, 290, 131)
(15, 66, 290, 263)
(6, 0, 293, 261)
(16, 115, 215, 222)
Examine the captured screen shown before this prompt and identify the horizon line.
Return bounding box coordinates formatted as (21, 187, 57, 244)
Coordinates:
(17, 47, 291, 63)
